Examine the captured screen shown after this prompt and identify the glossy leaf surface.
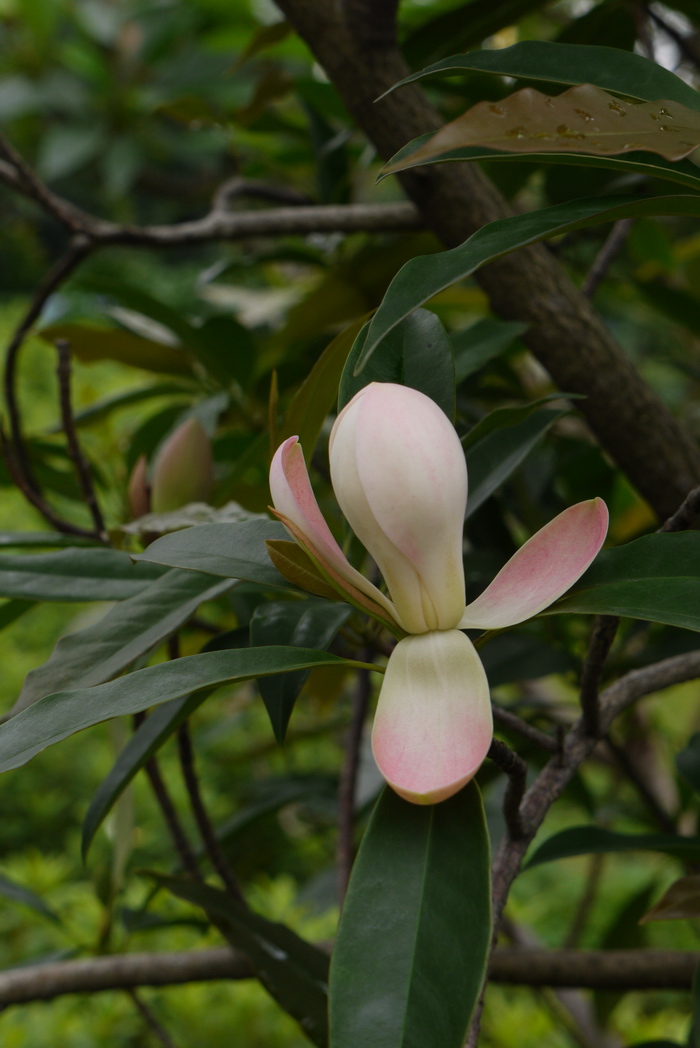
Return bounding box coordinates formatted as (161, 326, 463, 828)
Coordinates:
(330, 783, 491, 1048)
(0, 549, 166, 602)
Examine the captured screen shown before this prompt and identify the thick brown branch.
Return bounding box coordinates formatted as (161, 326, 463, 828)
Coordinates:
(1, 946, 698, 1007)
(272, 0, 700, 519)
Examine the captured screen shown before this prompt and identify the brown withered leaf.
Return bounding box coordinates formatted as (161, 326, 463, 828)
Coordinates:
(639, 874, 700, 923)
(388, 84, 700, 169)
(265, 539, 341, 602)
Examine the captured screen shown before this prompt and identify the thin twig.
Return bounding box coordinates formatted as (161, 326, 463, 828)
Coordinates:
(487, 738, 527, 840)
(337, 653, 373, 902)
(581, 219, 634, 298)
(3, 237, 91, 496)
(212, 176, 313, 212)
(0, 131, 88, 232)
(133, 712, 201, 881)
(176, 720, 244, 901)
(127, 989, 180, 1048)
(563, 853, 606, 948)
(661, 484, 700, 532)
(54, 339, 107, 540)
(579, 615, 619, 735)
(492, 704, 558, 753)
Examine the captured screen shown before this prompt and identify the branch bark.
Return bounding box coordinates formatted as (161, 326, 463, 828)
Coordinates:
(272, 0, 700, 519)
(2, 946, 697, 1007)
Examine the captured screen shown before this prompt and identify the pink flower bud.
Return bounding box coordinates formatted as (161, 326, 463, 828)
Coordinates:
(150, 417, 214, 513)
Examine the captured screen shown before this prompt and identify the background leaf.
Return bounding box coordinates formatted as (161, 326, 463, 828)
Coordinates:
(526, 826, 700, 869)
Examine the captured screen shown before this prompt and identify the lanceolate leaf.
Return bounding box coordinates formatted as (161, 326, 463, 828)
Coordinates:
(330, 783, 491, 1048)
(11, 571, 234, 716)
(382, 41, 700, 113)
(0, 549, 166, 602)
(0, 647, 365, 774)
(453, 318, 528, 384)
(0, 532, 100, 548)
(526, 826, 700, 869)
(251, 600, 352, 743)
(0, 871, 61, 924)
(393, 86, 700, 166)
(82, 694, 206, 859)
(133, 519, 292, 588)
(38, 322, 196, 377)
(639, 874, 700, 923)
(382, 138, 700, 195)
(359, 195, 700, 370)
(339, 309, 456, 422)
(279, 314, 368, 462)
(155, 874, 330, 1048)
(465, 408, 567, 517)
(550, 531, 700, 631)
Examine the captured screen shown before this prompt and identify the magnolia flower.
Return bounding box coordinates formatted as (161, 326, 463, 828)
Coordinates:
(270, 382, 608, 805)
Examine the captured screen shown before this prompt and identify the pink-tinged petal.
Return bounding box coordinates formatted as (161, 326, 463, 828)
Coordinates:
(269, 436, 398, 622)
(459, 498, 609, 630)
(330, 383, 467, 633)
(372, 630, 492, 805)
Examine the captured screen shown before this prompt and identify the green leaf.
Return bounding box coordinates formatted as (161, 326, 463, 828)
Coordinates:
(64, 382, 195, 430)
(382, 134, 700, 195)
(462, 394, 574, 451)
(453, 318, 528, 383)
(676, 734, 700, 795)
(330, 783, 491, 1048)
(551, 532, 700, 631)
(155, 875, 330, 1048)
(0, 871, 61, 924)
(0, 531, 100, 548)
(10, 571, 234, 716)
(639, 874, 700, 923)
(360, 194, 700, 370)
(0, 647, 360, 773)
(250, 600, 352, 743)
(465, 407, 567, 516)
(0, 599, 35, 631)
(280, 314, 368, 462)
(0, 549, 166, 602)
(526, 826, 700, 869)
(339, 309, 456, 422)
(133, 519, 293, 590)
(383, 41, 700, 112)
(402, 0, 550, 67)
(82, 694, 205, 860)
(38, 322, 196, 377)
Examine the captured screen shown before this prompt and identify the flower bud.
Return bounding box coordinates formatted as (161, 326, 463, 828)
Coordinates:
(127, 454, 150, 519)
(329, 383, 467, 634)
(150, 417, 214, 513)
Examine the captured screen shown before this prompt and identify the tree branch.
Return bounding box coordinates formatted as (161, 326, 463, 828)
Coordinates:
(272, 0, 700, 520)
(1, 946, 698, 1007)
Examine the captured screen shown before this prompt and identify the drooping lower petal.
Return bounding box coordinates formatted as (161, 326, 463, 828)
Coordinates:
(269, 436, 398, 623)
(459, 498, 608, 630)
(372, 630, 492, 805)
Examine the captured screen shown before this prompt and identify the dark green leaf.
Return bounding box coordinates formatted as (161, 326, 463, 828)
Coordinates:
(330, 783, 491, 1048)
(453, 318, 528, 383)
(462, 394, 575, 450)
(82, 694, 205, 860)
(0, 871, 61, 924)
(526, 826, 700, 869)
(156, 874, 329, 1048)
(280, 315, 367, 462)
(250, 600, 352, 743)
(0, 599, 35, 631)
(133, 519, 292, 589)
(11, 571, 234, 716)
(384, 41, 700, 112)
(48, 383, 194, 431)
(0, 647, 359, 773)
(0, 532, 101, 548)
(551, 532, 700, 631)
(479, 631, 575, 687)
(339, 309, 456, 422)
(402, 0, 550, 67)
(677, 734, 700, 795)
(0, 549, 166, 602)
(360, 195, 700, 370)
(465, 408, 567, 516)
(38, 322, 196, 377)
